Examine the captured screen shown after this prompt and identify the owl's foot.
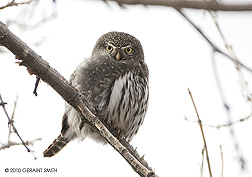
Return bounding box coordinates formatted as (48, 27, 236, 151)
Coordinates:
(79, 121, 84, 130)
(109, 123, 124, 140)
(113, 128, 125, 140)
(79, 117, 89, 130)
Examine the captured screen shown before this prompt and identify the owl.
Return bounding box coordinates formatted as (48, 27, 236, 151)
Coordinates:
(43, 31, 149, 157)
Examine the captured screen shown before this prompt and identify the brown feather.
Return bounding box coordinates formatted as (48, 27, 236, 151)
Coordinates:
(43, 134, 69, 157)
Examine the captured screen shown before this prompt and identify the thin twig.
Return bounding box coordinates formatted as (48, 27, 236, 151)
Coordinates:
(184, 112, 252, 129)
(208, 11, 252, 108)
(200, 147, 205, 177)
(8, 95, 18, 143)
(188, 88, 212, 177)
(212, 50, 246, 170)
(0, 94, 37, 160)
(0, 138, 41, 150)
(0, 0, 35, 10)
(175, 8, 252, 74)
(220, 145, 224, 177)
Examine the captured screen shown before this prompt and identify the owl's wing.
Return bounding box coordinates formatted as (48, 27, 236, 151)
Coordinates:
(59, 59, 91, 137)
(69, 59, 89, 87)
(68, 58, 114, 115)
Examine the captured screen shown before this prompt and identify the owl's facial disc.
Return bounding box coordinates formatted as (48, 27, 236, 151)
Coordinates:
(106, 42, 134, 61)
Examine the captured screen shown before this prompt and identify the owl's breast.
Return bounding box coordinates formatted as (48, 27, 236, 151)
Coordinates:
(104, 71, 149, 141)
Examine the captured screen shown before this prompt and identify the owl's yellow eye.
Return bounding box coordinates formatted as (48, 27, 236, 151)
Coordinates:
(106, 45, 113, 52)
(125, 47, 133, 54)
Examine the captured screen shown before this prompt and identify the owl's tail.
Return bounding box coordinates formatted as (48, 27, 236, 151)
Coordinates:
(43, 134, 70, 157)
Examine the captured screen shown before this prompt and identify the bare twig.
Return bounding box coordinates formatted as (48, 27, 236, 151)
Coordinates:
(208, 11, 252, 108)
(200, 147, 205, 177)
(5, 0, 57, 34)
(208, 8, 250, 170)
(220, 145, 223, 177)
(2, 94, 41, 150)
(174, 8, 252, 74)
(8, 95, 18, 143)
(184, 112, 252, 129)
(0, 138, 41, 150)
(0, 94, 38, 159)
(212, 50, 246, 170)
(0, 0, 35, 10)
(188, 88, 212, 177)
(0, 21, 157, 177)
(104, 0, 252, 11)
(210, 112, 252, 128)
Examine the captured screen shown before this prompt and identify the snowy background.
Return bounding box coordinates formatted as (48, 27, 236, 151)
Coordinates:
(0, 0, 252, 176)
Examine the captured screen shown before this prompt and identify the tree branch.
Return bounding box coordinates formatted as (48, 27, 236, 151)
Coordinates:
(104, 0, 252, 11)
(0, 21, 157, 177)
(0, 0, 35, 10)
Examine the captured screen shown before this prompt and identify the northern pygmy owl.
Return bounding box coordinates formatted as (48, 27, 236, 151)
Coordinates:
(43, 31, 149, 157)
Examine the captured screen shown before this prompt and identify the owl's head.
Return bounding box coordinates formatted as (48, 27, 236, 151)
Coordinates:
(92, 31, 144, 61)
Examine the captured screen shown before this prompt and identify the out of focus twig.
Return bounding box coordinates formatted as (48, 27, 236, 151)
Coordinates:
(208, 10, 252, 108)
(184, 112, 252, 129)
(175, 8, 252, 74)
(0, 0, 35, 10)
(105, 0, 252, 11)
(220, 145, 223, 177)
(0, 138, 42, 150)
(7, 95, 18, 143)
(0, 94, 40, 159)
(200, 147, 205, 177)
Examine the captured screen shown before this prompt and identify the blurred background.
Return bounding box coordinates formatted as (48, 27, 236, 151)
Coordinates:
(0, 0, 252, 176)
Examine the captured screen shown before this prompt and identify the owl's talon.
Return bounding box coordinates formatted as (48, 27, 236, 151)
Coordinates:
(79, 121, 84, 130)
(111, 127, 124, 140)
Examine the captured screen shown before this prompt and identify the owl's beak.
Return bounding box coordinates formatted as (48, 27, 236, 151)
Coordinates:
(115, 52, 121, 61)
